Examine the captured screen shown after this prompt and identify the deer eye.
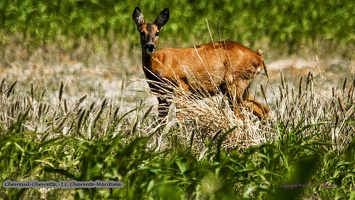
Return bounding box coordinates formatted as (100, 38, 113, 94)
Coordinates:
(140, 31, 145, 37)
(155, 32, 160, 37)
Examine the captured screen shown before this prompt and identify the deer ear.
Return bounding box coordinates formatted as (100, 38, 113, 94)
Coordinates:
(132, 7, 145, 28)
(154, 8, 170, 29)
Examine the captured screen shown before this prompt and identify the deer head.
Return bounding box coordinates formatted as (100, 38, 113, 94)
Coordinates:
(132, 7, 170, 55)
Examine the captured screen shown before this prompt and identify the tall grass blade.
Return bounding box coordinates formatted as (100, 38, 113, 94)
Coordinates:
(59, 81, 64, 102)
(216, 126, 237, 161)
(0, 79, 5, 93)
(7, 81, 17, 97)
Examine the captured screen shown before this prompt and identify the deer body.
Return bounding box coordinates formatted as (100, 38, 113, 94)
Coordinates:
(133, 7, 269, 122)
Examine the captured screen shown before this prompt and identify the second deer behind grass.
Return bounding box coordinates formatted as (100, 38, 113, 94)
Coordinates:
(132, 7, 269, 123)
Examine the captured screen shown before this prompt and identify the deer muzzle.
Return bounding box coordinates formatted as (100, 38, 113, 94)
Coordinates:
(145, 43, 155, 54)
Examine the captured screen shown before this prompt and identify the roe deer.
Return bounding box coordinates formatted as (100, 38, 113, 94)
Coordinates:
(132, 7, 269, 123)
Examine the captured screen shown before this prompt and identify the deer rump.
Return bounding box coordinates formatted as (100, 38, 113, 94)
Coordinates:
(146, 41, 264, 100)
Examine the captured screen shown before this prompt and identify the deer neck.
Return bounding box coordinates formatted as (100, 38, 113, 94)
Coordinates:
(141, 49, 155, 80)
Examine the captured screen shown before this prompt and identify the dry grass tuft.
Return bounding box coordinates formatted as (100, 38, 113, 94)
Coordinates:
(172, 92, 268, 151)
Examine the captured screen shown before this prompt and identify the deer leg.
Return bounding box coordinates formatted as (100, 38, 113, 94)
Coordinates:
(242, 95, 269, 123)
(242, 84, 269, 122)
(222, 83, 245, 120)
(175, 105, 185, 126)
(157, 97, 171, 122)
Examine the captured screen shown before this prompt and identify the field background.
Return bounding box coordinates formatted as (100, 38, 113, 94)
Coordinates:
(0, 0, 354, 199)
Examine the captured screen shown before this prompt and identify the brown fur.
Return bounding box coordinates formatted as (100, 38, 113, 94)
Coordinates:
(133, 7, 269, 122)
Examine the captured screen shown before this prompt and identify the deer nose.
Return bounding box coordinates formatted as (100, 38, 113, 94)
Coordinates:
(144, 43, 155, 54)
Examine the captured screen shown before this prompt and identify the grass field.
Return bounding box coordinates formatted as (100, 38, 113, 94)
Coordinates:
(1, 1, 355, 199)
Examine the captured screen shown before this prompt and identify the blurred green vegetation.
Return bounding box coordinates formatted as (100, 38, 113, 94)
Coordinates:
(0, 0, 354, 57)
